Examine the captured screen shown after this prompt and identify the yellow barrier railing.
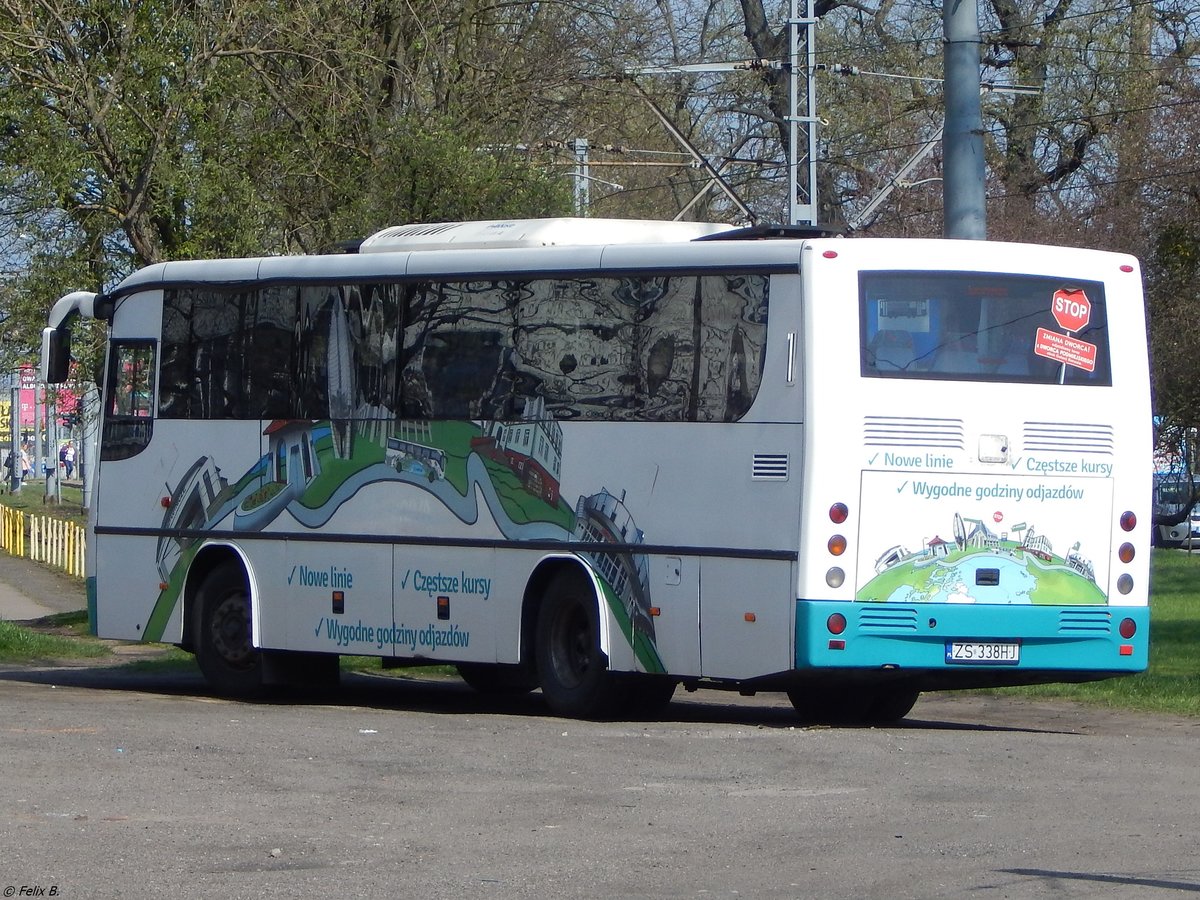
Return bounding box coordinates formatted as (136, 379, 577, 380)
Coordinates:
(29, 515, 86, 578)
(2, 507, 25, 557)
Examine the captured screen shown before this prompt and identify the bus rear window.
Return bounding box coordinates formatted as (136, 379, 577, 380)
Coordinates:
(860, 271, 1111, 385)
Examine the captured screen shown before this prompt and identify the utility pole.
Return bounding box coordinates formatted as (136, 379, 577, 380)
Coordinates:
(942, 0, 987, 239)
(44, 392, 60, 504)
(569, 139, 590, 216)
(788, 0, 819, 226)
(8, 386, 19, 493)
(625, 0, 821, 228)
(33, 379, 42, 482)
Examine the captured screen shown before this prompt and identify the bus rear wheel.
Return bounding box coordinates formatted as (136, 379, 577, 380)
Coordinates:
(868, 687, 920, 723)
(787, 685, 920, 725)
(193, 562, 262, 695)
(535, 572, 623, 718)
(457, 663, 538, 695)
(787, 686, 869, 724)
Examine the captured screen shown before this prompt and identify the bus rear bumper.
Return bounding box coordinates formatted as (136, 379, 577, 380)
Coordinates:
(795, 600, 1149, 676)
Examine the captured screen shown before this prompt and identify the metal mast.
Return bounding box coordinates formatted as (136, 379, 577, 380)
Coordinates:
(942, 0, 987, 239)
(789, 0, 819, 225)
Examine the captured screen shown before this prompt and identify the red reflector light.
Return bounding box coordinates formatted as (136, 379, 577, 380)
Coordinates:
(828, 639, 846, 650)
(160, 496, 172, 508)
(822, 250, 838, 259)
(1119, 618, 1137, 639)
(1120, 264, 1134, 273)
(829, 502, 849, 524)
(1119, 645, 1134, 656)
(827, 613, 847, 635)
(1118, 543, 1135, 563)
(1119, 511, 1136, 532)
(828, 534, 847, 556)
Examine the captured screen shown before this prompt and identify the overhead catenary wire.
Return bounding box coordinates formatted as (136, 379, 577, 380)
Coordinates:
(572, 1, 1198, 220)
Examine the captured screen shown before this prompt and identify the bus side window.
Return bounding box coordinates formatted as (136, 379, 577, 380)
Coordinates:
(102, 340, 156, 460)
(419, 330, 515, 419)
(109, 342, 156, 418)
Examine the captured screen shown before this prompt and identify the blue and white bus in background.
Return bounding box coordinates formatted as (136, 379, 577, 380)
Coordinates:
(40, 218, 1153, 722)
(1152, 472, 1200, 547)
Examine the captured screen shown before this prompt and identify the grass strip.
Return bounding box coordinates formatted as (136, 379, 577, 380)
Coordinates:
(982, 549, 1200, 716)
(0, 619, 109, 661)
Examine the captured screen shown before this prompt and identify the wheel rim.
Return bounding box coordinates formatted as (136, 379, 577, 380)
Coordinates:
(209, 590, 255, 670)
(548, 598, 594, 690)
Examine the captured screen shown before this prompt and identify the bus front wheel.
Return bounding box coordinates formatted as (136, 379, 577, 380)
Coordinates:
(621, 674, 677, 719)
(193, 563, 263, 695)
(535, 572, 623, 718)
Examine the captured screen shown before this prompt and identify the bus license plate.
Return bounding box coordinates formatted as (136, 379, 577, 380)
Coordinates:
(945, 641, 1020, 665)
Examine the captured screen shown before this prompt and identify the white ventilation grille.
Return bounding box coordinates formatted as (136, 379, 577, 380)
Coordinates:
(753, 454, 790, 480)
(1023, 422, 1114, 455)
(864, 416, 965, 449)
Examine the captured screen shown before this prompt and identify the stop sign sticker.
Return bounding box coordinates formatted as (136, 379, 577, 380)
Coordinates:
(1051, 288, 1091, 333)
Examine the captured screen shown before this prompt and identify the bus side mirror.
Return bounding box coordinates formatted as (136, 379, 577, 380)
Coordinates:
(40, 327, 71, 384)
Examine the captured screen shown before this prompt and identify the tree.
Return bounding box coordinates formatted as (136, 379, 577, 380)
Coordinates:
(0, 0, 576, 371)
(6, 0, 1200, 466)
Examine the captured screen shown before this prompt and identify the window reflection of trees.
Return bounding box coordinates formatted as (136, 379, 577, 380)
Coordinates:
(159, 273, 769, 423)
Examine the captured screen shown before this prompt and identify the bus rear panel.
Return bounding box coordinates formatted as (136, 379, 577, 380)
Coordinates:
(796, 240, 1150, 690)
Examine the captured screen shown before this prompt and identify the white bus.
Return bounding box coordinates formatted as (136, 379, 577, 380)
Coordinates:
(40, 218, 1153, 722)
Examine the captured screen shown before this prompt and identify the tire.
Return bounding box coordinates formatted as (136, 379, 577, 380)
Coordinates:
(865, 688, 920, 724)
(620, 674, 677, 719)
(788, 685, 919, 725)
(261, 650, 341, 695)
(787, 685, 871, 725)
(535, 571, 624, 718)
(457, 662, 538, 695)
(193, 562, 263, 695)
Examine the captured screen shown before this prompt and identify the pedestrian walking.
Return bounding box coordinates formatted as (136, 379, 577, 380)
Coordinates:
(61, 441, 76, 479)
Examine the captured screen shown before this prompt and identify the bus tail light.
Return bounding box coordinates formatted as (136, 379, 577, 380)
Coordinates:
(1118, 543, 1135, 563)
(828, 535, 847, 556)
(1119, 618, 1137, 639)
(827, 613, 847, 635)
(829, 502, 848, 524)
(1117, 574, 1134, 595)
(825, 567, 845, 588)
(1119, 511, 1136, 532)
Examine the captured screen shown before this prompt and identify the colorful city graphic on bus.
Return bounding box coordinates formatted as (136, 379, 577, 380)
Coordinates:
(859, 501, 1108, 607)
(145, 402, 665, 673)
